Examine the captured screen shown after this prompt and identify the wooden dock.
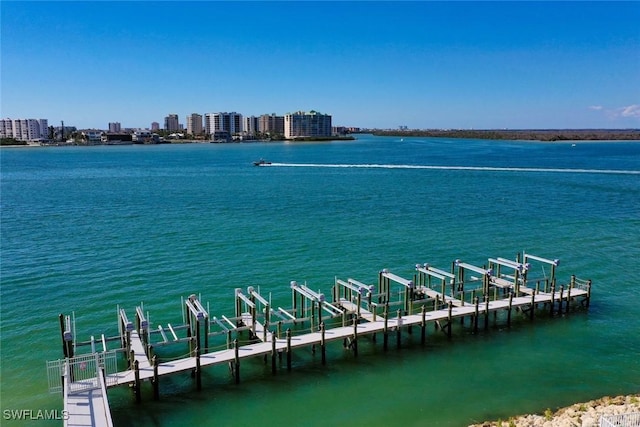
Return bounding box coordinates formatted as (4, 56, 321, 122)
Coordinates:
(49, 252, 591, 427)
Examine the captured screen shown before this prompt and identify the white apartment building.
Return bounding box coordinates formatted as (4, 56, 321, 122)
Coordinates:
(205, 112, 243, 135)
(0, 118, 48, 141)
(284, 111, 332, 139)
(243, 116, 259, 136)
(186, 113, 203, 135)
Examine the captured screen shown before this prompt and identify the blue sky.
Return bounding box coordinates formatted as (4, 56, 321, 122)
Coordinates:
(1, 1, 639, 130)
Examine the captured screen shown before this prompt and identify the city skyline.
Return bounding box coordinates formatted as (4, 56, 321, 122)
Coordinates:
(2, 1, 639, 130)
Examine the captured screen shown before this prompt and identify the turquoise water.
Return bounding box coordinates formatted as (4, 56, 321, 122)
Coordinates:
(1, 135, 639, 426)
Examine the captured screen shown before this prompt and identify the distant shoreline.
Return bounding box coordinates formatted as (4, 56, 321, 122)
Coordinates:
(371, 129, 640, 141)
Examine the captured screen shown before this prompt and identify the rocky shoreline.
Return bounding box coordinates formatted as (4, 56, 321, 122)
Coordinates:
(469, 395, 640, 427)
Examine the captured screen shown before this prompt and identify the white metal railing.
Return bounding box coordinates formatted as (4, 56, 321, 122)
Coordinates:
(46, 351, 117, 394)
(600, 412, 640, 427)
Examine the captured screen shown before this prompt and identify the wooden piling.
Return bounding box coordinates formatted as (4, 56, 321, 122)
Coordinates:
(134, 360, 141, 403)
(447, 302, 453, 338)
(352, 317, 358, 357)
(586, 280, 592, 308)
(196, 347, 201, 391)
(152, 355, 159, 401)
(234, 339, 240, 384)
(420, 305, 426, 345)
(59, 314, 67, 358)
(483, 296, 489, 330)
(530, 288, 536, 320)
(320, 322, 326, 365)
(550, 284, 556, 315)
(271, 332, 277, 374)
(396, 309, 402, 349)
(567, 277, 574, 314)
(507, 292, 513, 327)
(383, 305, 389, 351)
(473, 296, 479, 333)
(559, 285, 564, 315)
(286, 329, 292, 371)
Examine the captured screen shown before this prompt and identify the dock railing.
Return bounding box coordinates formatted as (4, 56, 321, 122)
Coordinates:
(47, 351, 118, 394)
(600, 412, 640, 427)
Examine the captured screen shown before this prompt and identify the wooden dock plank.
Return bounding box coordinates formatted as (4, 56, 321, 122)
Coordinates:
(64, 370, 113, 427)
(64, 389, 112, 427)
(129, 330, 151, 370)
(417, 286, 465, 307)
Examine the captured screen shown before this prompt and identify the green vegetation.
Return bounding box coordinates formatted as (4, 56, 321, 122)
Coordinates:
(544, 408, 554, 420)
(1, 138, 27, 146)
(372, 129, 640, 141)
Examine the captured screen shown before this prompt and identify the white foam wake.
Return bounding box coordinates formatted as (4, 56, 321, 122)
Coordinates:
(265, 163, 640, 175)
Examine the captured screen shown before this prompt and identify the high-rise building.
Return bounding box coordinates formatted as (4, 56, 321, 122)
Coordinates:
(151, 122, 160, 131)
(205, 112, 243, 135)
(186, 113, 203, 136)
(108, 122, 121, 133)
(258, 114, 284, 135)
(243, 116, 259, 136)
(0, 119, 14, 139)
(0, 118, 48, 141)
(284, 111, 332, 139)
(164, 114, 179, 132)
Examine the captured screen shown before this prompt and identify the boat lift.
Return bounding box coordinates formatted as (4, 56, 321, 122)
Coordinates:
(488, 257, 529, 294)
(454, 260, 492, 296)
(184, 294, 209, 354)
(378, 269, 415, 312)
(523, 252, 560, 292)
(415, 263, 457, 301)
(290, 281, 343, 331)
(334, 278, 374, 318)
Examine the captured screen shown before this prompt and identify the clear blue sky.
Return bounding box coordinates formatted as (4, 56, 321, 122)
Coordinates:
(2, 1, 639, 130)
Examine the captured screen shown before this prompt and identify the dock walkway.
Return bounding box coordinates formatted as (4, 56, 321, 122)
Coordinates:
(64, 368, 113, 427)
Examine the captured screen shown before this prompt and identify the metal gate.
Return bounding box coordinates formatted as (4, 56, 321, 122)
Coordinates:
(46, 351, 118, 394)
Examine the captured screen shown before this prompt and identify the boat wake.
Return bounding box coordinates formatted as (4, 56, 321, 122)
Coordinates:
(266, 163, 640, 176)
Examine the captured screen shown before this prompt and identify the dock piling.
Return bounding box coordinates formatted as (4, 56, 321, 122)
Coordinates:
(286, 329, 292, 371)
(134, 360, 141, 403)
(320, 322, 326, 365)
(271, 332, 277, 374)
(152, 355, 159, 400)
(234, 339, 240, 384)
(420, 305, 426, 344)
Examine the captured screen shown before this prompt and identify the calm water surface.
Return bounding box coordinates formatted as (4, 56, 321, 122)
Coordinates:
(1, 135, 639, 426)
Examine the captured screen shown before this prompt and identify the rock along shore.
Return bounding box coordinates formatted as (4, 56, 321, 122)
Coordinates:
(469, 394, 640, 427)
